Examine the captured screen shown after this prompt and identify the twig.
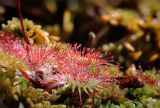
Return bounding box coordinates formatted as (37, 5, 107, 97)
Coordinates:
(87, 31, 97, 48)
(78, 89, 83, 108)
(91, 89, 95, 108)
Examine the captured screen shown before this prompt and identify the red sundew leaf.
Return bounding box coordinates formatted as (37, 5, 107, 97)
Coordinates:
(23, 45, 57, 72)
(50, 43, 118, 94)
(0, 32, 118, 93)
(125, 65, 159, 87)
(138, 72, 158, 86)
(0, 32, 59, 86)
(0, 32, 27, 59)
(0, 32, 57, 72)
(63, 43, 108, 67)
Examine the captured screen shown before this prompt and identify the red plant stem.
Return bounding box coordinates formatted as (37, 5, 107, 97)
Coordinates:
(17, 0, 30, 44)
(19, 69, 33, 82)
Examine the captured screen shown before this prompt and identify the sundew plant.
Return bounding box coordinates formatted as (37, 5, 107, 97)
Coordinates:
(0, 30, 120, 107)
(0, 0, 160, 108)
